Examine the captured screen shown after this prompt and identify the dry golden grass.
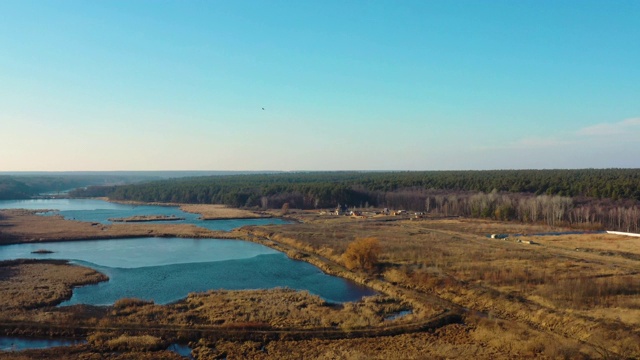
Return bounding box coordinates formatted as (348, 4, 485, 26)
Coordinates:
(100, 289, 414, 330)
(244, 212, 640, 358)
(190, 318, 598, 360)
(0, 260, 107, 311)
(180, 204, 268, 219)
(191, 325, 491, 360)
(535, 232, 640, 256)
(88, 332, 166, 352)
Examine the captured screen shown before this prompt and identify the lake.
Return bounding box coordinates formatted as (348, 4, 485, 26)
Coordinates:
(0, 199, 376, 304)
(0, 237, 374, 304)
(0, 198, 288, 231)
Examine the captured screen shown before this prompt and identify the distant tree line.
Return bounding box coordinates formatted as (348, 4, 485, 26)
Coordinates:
(69, 170, 640, 232)
(0, 176, 107, 200)
(0, 174, 162, 200)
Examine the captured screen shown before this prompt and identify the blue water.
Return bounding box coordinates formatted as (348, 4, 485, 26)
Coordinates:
(0, 237, 279, 268)
(0, 336, 85, 351)
(0, 199, 287, 230)
(0, 238, 376, 305)
(168, 343, 193, 359)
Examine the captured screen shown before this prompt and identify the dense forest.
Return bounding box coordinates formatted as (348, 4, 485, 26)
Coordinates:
(70, 170, 640, 232)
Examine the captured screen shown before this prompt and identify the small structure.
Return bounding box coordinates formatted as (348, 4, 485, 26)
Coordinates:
(334, 204, 349, 216)
(606, 231, 640, 238)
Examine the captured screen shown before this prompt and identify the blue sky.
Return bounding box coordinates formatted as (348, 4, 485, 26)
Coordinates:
(1, 0, 638, 171)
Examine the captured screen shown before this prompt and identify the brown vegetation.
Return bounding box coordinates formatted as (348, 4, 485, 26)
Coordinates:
(100, 289, 415, 331)
(0, 345, 185, 360)
(0, 259, 107, 311)
(180, 204, 268, 220)
(341, 237, 381, 272)
(241, 211, 640, 358)
(3, 205, 640, 358)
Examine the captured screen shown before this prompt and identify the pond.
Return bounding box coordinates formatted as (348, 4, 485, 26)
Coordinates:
(0, 198, 288, 231)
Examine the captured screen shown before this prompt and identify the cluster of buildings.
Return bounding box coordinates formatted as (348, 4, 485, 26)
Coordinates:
(319, 205, 426, 219)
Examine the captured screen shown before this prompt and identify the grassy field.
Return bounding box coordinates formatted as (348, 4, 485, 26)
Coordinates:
(1, 208, 639, 359)
(241, 211, 640, 358)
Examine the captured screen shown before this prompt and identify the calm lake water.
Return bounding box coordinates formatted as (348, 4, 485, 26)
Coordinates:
(0, 199, 375, 304)
(0, 198, 287, 230)
(0, 237, 375, 304)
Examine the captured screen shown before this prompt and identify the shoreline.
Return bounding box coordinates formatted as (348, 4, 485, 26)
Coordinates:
(99, 197, 273, 220)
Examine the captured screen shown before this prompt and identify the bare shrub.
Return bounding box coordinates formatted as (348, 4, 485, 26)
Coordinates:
(341, 237, 381, 272)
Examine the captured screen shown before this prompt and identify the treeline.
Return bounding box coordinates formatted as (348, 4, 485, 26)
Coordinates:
(69, 170, 640, 232)
(71, 169, 640, 204)
(0, 174, 163, 200)
(380, 189, 640, 233)
(0, 176, 102, 200)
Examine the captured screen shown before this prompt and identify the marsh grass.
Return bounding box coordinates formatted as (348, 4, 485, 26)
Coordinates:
(88, 332, 167, 352)
(246, 212, 640, 358)
(180, 204, 266, 219)
(0, 260, 107, 311)
(102, 289, 414, 330)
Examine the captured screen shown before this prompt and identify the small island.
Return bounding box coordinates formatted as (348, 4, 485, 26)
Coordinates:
(31, 249, 55, 254)
(180, 204, 272, 220)
(108, 215, 185, 223)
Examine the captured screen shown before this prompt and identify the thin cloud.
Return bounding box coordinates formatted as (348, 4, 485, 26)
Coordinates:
(517, 137, 571, 148)
(478, 136, 572, 151)
(577, 118, 640, 136)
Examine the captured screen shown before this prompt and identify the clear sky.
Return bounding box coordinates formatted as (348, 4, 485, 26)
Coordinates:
(1, 0, 638, 171)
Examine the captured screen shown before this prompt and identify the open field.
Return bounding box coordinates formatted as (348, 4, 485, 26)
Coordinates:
(242, 211, 640, 358)
(1, 207, 640, 358)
